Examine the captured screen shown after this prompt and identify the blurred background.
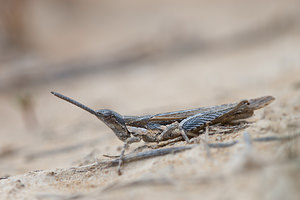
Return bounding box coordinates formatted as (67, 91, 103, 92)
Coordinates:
(1, 0, 300, 93)
(0, 0, 300, 199)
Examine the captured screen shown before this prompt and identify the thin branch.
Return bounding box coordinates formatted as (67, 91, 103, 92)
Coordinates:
(90, 133, 300, 169)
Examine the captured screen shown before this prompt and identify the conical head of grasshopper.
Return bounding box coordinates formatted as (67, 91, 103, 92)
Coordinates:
(51, 92, 131, 141)
(95, 109, 130, 141)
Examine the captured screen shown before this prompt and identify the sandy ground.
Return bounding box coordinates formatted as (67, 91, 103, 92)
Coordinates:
(1, 1, 300, 200)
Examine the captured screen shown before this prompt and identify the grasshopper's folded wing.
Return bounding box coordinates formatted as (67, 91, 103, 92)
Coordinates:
(149, 103, 237, 121)
(124, 96, 274, 128)
(150, 96, 274, 121)
(124, 104, 236, 128)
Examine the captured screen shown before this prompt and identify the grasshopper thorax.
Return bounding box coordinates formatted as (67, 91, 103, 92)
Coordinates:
(95, 109, 131, 141)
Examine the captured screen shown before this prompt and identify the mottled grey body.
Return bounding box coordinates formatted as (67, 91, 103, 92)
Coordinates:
(51, 91, 274, 175)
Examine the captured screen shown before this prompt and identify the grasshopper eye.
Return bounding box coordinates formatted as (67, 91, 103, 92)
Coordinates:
(96, 109, 113, 117)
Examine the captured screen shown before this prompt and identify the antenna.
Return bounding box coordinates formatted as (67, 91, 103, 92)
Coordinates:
(51, 91, 97, 115)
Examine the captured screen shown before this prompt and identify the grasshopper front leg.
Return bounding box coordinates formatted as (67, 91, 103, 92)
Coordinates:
(118, 136, 141, 175)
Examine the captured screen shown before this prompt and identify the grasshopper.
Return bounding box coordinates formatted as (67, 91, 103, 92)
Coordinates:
(51, 91, 274, 175)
